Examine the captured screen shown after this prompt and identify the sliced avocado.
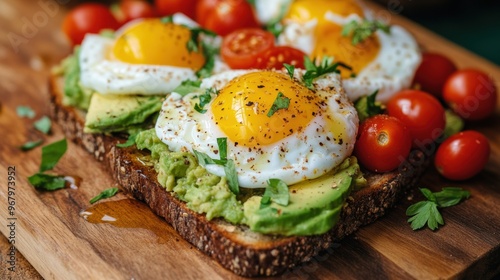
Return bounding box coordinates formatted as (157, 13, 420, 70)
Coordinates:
(243, 157, 363, 236)
(84, 93, 163, 134)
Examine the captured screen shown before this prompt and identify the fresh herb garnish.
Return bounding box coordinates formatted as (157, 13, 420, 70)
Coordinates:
(160, 16, 174, 24)
(89, 187, 119, 204)
(186, 27, 217, 53)
(116, 133, 137, 148)
(28, 173, 66, 191)
(260, 178, 289, 208)
(172, 80, 202, 96)
(284, 63, 295, 79)
(34, 116, 52, 134)
(20, 139, 43, 151)
(195, 87, 218, 113)
(302, 56, 352, 89)
(342, 19, 391, 45)
(196, 42, 218, 78)
(354, 90, 384, 122)
(406, 187, 470, 230)
(193, 137, 239, 194)
(246, 0, 256, 7)
(28, 139, 68, 191)
(267, 92, 290, 117)
(16, 105, 35, 118)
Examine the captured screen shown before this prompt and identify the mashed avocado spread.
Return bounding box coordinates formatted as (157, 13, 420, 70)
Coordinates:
(136, 128, 366, 236)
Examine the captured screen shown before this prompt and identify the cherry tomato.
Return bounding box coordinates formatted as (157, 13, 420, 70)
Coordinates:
(221, 28, 275, 69)
(387, 90, 446, 147)
(435, 130, 490, 180)
(155, 0, 198, 19)
(118, 0, 156, 24)
(196, 0, 259, 36)
(412, 52, 457, 98)
(443, 69, 497, 121)
(354, 115, 412, 173)
(62, 3, 120, 45)
(256, 46, 306, 70)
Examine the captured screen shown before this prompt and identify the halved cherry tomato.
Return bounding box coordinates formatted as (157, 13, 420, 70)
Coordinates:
(354, 115, 412, 173)
(118, 0, 156, 24)
(443, 69, 497, 121)
(62, 3, 120, 45)
(412, 52, 457, 98)
(221, 28, 275, 69)
(386, 90, 446, 147)
(434, 130, 490, 180)
(196, 0, 259, 36)
(155, 0, 198, 19)
(256, 46, 306, 70)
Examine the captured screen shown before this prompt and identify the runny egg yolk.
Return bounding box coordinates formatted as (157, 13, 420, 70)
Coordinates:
(285, 0, 380, 78)
(212, 71, 321, 147)
(112, 19, 205, 70)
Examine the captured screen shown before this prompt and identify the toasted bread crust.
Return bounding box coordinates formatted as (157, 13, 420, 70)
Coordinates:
(49, 75, 428, 277)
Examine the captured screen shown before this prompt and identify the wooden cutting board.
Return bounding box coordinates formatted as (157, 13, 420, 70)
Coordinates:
(1, 1, 499, 279)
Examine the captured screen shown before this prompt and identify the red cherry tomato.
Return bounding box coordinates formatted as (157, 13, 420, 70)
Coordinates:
(62, 3, 120, 45)
(354, 115, 412, 173)
(443, 69, 497, 121)
(196, 0, 259, 36)
(435, 130, 490, 180)
(412, 52, 457, 98)
(118, 0, 156, 24)
(154, 0, 198, 19)
(221, 28, 275, 69)
(387, 90, 446, 147)
(256, 46, 306, 70)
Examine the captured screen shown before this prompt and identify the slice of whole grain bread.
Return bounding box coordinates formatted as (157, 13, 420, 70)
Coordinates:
(49, 75, 429, 277)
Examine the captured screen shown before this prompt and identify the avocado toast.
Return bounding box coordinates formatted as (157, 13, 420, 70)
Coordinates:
(49, 72, 428, 276)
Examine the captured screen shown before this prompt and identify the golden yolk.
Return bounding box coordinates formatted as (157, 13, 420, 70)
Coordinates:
(313, 23, 380, 78)
(112, 19, 205, 70)
(212, 71, 322, 147)
(285, 0, 364, 24)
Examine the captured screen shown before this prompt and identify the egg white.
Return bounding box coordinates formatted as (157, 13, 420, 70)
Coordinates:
(277, 6, 421, 103)
(156, 70, 358, 188)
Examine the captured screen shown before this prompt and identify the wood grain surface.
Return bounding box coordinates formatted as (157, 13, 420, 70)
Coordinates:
(0, 1, 499, 279)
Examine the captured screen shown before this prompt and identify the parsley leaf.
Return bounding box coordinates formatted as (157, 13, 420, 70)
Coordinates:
(186, 27, 217, 53)
(284, 63, 295, 79)
(193, 137, 239, 194)
(342, 19, 391, 45)
(267, 92, 290, 117)
(196, 42, 218, 78)
(89, 187, 119, 204)
(406, 187, 470, 230)
(302, 56, 352, 89)
(260, 178, 289, 208)
(39, 138, 67, 172)
(16, 105, 35, 118)
(195, 87, 218, 113)
(172, 80, 202, 96)
(354, 90, 384, 122)
(20, 139, 43, 151)
(160, 16, 174, 24)
(28, 173, 66, 191)
(116, 133, 137, 148)
(34, 116, 52, 134)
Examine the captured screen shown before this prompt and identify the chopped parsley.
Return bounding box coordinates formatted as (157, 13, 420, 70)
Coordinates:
(90, 187, 119, 204)
(302, 56, 352, 89)
(28, 139, 68, 191)
(186, 27, 217, 53)
(20, 139, 43, 151)
(16, 105, 35, 118)
(406, 187, 470, 230)
(160, 16, 174, 24)
(172, 80, 202, 96)
(354, 90, 384, 122)
(260, 178, 289, 208)
(193, 137, 239, 194)
(196, 42, 218, 78)
(34, 116, 52, 134)
(342, 19, 391, 45)
(195, 87, 218, 113)
(267, 92, 290, 117)
(284, 63, 295, 79)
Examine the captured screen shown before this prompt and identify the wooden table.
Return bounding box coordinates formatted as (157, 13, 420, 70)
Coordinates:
(1, 1, 499, 279)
